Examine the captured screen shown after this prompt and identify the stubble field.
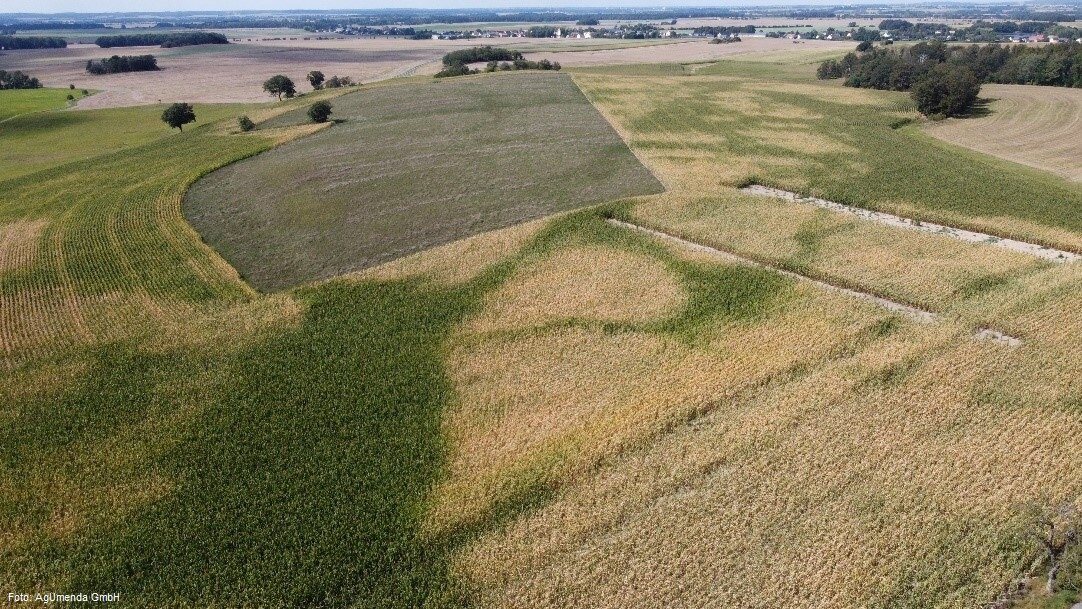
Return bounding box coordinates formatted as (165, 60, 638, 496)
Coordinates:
(923, 84, 1082, 183)
(0, 36, 853, 108)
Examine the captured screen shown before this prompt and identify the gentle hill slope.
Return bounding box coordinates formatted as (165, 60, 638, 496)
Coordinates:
(184, 71, 663, 291)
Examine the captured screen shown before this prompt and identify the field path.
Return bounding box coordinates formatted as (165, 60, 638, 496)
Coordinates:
(922, 84, 1082, 183)
(608, 218, 1022, 345)
(741, 185, 1081, 262)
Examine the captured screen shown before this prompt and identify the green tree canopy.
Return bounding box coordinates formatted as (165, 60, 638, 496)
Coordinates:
(307, 101, 333, 123)
(307, 70, 325, 90)
(161, 103, 196, 131)
(263, 75, 296, 100)
(911, 64, 981, 117)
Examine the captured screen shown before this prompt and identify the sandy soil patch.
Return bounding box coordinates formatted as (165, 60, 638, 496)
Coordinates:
(922, 84, 1082, 183)
(742, 185, 1081, 262)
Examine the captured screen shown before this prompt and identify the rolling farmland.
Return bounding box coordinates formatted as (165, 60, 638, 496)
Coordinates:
(1, 25, 1081, 609)
(0, 101, 255, 182)
(923, 84, 1082, 183)
(184, 72, 662, 291)
(0, 88, 87, 121)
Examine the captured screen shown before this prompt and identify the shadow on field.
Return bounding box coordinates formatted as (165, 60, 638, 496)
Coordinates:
(956, 96, 997, 119)
(54, 280, 483, 608)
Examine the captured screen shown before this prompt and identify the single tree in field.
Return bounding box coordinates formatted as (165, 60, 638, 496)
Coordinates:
(1028, 502, 1081, 594)
(307, 100, 333, 123)
(237, 115, 255, 132)
(307, 70, 325, 90)
(161, 102, 196, 131)
(263, 75, 296, 100)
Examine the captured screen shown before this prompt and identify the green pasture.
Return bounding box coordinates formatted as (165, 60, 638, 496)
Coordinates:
(0, 87, 87, 122)
(0, 102, 255, 182)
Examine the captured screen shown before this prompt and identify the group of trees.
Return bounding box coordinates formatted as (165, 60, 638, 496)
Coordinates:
(0, 69, 41, 89)
(261, 72, 355, 99)
(442, 46, 523, 66)
(482, 58, 561, 72)
(692, 25, 756, 36)
(0, 35, 66, 50)
(95, 32, 229, 48)
(438, 46, 527, 77)
(86, 55, 158, 75)
(821, 40, 1082, 89)
(819, 40, 1082, 116)
(434, 46, 560, 77)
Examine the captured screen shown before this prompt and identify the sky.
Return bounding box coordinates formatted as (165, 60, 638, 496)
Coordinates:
(4, 0, 888, 14)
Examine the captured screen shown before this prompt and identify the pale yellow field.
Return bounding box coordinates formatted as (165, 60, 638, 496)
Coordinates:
(923, 84, 1082, 183)
(363, 59, 1082, 609)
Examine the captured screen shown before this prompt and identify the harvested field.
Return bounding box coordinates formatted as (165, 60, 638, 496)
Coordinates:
(527, 37, 853, 68)
(184, 72, 662, 291)
(0, 41, 440, 108)
(923, 84, 1082, 183)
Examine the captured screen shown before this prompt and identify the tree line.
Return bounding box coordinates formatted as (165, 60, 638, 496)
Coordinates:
(482, 58, 561, 73)
(86, 55, 159, 75)
(0, 35, 67, 49)
(0, 70, 42, 89)
(877, 18, 1082, 42)
(819, 41, 1082, 117)
(435, 46, 560, 78)
(820, 41, 1082, 89)
(692, 25, 756, 36)
(95, 32, 229, 48)
(442, 46, 523, 66)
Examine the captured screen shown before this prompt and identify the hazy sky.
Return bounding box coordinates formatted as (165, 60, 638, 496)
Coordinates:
(5, 0, 858, 14)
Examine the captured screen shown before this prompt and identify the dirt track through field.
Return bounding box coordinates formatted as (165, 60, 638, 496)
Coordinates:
(608, 218, 1022, 345)
(741, 185, 1081, 262)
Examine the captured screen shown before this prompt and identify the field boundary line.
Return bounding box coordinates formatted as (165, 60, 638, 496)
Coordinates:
(607, 218, 1023, 346)
(570, 72, 671, 193)
(608, 218, 938, 322)
(741, 185, 1080, 263)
